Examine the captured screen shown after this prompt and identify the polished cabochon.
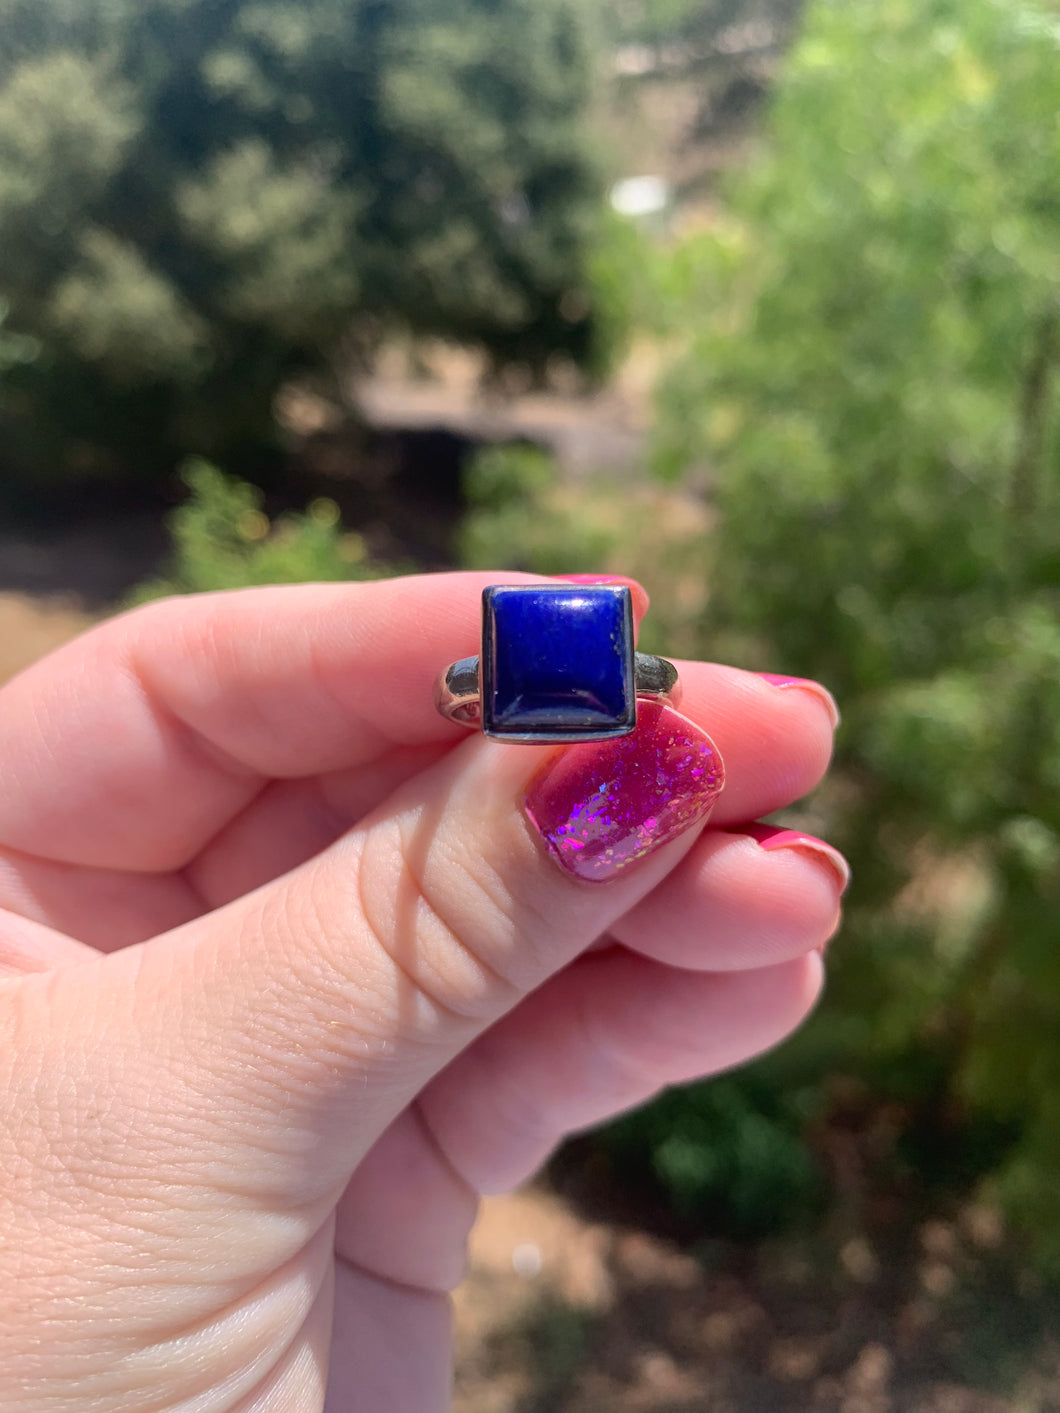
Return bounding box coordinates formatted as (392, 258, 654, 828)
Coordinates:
(481, 584, 636, 742)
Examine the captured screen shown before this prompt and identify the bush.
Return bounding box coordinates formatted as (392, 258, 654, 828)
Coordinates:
(131, 460, 398, 601)
(589, 1068, 825, 1238)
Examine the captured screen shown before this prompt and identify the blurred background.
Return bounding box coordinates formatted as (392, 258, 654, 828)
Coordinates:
(2, 0, 1059, 1406)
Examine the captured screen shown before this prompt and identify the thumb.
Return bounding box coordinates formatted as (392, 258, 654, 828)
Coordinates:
(28, 701, 722, 1214)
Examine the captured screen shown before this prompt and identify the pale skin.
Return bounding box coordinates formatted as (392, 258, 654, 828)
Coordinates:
(0, 571, 841, 1412)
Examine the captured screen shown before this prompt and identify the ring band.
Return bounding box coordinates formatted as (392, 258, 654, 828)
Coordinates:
(434, 584, 681, 743)
(435, 651, 681, 729)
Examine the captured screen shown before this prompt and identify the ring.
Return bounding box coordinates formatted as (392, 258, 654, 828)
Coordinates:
(435, 584, 681, 743)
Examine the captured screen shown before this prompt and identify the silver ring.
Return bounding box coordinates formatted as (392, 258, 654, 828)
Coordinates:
(434, 584, 680, 743)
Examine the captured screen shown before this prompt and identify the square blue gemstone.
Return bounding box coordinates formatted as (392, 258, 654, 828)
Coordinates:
(482, 585, 635, 740)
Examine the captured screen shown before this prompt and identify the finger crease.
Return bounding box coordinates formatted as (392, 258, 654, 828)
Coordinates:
(123, 657, 265, 785)
(411, 1097, 479, 1203)
(393, 843, 521, 1015)
(334, 1248, 456, 1304)
(352, 850, 488, 1030)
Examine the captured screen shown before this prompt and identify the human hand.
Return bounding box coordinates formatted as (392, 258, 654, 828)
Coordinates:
(0, 572, 844, 1412)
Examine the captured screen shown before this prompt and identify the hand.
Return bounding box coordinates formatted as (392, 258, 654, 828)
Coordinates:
(0, 572, 843, 1412)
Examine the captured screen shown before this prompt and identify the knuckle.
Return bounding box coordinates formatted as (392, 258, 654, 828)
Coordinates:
(349, 820, 524, 1024)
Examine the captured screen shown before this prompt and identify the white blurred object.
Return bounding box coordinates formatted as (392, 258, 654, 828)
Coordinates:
(609, 175, 670, 218)
(511, 1242, 543, 1279)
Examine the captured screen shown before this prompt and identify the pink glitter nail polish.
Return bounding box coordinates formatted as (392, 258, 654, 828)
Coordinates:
(524, 701, 724, 883)
(738, 822, 851, 894)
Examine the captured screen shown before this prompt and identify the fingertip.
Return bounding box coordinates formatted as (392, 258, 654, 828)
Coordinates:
(803, 946, 827, 1009)
(551, 574, 650, 625)
(738, 822, 850, 894)
(670, 663, 836, 825)
(756, 673, 841, 730)
(611, 824, 844, 974)
(742, 669, 837, 793)
(718, 827, 846, 948)
(719, 950, 825, 1059)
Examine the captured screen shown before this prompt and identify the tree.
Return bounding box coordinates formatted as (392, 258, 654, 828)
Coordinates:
(0, 0, 611, 489)
(655, 0, 1060, 1261)
(609, 0, 807, 151)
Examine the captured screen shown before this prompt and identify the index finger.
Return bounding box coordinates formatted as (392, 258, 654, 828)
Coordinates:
(0, 573, 648, 871)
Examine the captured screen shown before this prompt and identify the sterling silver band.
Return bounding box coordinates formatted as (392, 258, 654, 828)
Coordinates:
(434, 652, 681, 728)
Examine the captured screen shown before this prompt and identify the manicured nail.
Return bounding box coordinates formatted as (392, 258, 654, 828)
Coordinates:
(524, 701, 724, 882)
(554, 574, 650, 617)
(738, 822, 851, 895)
(757, 673, 841, 729)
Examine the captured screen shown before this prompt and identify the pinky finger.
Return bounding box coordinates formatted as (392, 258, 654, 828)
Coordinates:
(419, 948, 823, 1196)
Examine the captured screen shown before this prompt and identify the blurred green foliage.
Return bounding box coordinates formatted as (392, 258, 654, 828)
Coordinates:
(0, 300, 39, 377)
(656, 0, 1060, 1258)
(459, 443, 618, 577)
(462, 0, 1060, 1264)
(131, 460, 397, 601)
(595, 1070, 824, 1236)
(0, 0, 613, 489)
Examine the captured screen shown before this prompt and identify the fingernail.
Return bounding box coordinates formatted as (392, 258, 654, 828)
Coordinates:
(757, 673, 841, 729)
(554, 574, 650, 617)
(524, 701, 724, 883)
(738, 822, 851, 895)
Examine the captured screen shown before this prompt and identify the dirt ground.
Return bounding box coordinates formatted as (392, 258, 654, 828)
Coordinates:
(0, 591, 96, 682)
(455, 1181, 1060, 1413)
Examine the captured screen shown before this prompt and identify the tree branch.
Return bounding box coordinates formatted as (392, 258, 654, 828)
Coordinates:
(1009, 304, 1059, 521)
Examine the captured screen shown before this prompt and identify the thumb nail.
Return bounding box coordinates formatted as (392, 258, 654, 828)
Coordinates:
(524, 701, 724, 882)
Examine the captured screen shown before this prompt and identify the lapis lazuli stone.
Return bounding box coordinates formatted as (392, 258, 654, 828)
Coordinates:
(482, 585, 635, 740)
